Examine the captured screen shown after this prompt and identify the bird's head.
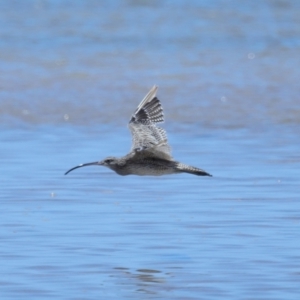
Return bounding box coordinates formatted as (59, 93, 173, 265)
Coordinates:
(99, 157, 119, 169)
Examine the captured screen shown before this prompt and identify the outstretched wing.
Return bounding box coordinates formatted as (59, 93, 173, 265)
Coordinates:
(128, 85, 172, 160)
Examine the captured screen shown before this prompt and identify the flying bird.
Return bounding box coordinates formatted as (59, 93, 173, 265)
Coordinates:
(65, 86, 212, 177)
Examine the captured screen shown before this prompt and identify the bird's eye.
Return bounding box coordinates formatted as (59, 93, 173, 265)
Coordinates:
(106, 159, 112, 163)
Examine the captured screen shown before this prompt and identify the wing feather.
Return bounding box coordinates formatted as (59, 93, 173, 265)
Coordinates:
(128, 86, 172, 160)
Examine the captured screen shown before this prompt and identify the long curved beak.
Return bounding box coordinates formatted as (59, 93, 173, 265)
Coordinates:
(65, 161, 102, 175)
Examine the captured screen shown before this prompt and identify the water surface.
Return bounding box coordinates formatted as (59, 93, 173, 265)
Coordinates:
(1, 0, 300, 299)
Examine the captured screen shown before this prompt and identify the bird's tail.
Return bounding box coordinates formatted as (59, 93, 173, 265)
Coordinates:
(176, 163, 212, 177)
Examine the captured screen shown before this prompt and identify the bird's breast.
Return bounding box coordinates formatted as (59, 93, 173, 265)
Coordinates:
(117, 159, 178, 176)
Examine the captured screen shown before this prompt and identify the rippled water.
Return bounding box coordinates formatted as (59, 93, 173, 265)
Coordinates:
(1, 0, 300, 299)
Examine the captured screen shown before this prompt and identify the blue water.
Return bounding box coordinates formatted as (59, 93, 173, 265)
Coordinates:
(1, 0, 300, 299)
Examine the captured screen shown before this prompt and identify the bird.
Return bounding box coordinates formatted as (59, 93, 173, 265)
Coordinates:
(65, 86, 212, 177)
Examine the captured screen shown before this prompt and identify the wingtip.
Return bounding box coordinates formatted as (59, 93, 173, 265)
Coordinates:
(135, 85, 159, 113)
(150, 85, 158, 94)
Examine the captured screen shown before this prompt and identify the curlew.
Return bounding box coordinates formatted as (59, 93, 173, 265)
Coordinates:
(65, 86, 212, 177)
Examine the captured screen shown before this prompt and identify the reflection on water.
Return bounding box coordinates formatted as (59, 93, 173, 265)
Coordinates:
(1, 0, 300, 299)
(114, 267, 168, 295)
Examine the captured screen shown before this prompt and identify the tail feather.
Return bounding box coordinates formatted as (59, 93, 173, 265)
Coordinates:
(176, 162, 212, 177)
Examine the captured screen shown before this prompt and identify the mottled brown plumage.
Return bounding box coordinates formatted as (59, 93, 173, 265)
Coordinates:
(65, 86, 212, 177)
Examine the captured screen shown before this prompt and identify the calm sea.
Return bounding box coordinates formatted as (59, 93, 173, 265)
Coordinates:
(1, 0, 300, 299)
